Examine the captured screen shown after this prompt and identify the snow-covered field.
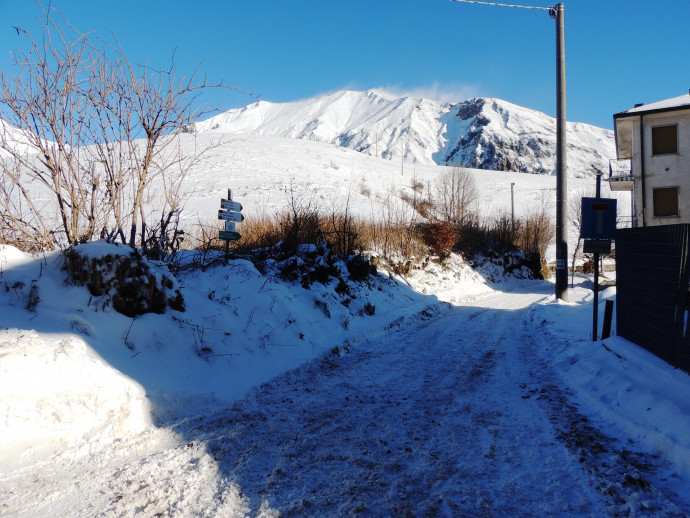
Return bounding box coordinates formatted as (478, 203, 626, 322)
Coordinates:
(9, 91, 629, 263)
(2, 239, 690, 516)
(147, 131, 627, 265)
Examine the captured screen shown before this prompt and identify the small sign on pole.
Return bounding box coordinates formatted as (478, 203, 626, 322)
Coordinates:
(220, 199, 242, 212)
(218, 209, 244, 222)
(580, 197, 617, 240)
(583, 239, 611, 254)
(582, 175, 617, 341)
(219, 231, 242, 241)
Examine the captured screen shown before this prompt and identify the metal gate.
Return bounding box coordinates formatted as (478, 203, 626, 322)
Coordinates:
(616, 224, 690, 372)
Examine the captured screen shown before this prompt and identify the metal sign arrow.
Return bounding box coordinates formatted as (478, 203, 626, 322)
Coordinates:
(219, 230, 242, 241)
(220, 199, 242, 212)
(218, 210, 244, 222)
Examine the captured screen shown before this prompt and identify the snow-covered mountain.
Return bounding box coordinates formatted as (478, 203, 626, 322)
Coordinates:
(198, 89, 615, 178)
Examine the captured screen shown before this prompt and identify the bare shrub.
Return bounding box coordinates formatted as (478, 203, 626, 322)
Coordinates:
(421, 221, 455, 258)
(278, 186, 324, 253)
(486, 213, 521, 252)
(233, 213, 283, 251)
(516, 195, 555, 259)
(435, 166, 478, 226)
(142, 208, 185, 262)
(366, 188, 425, 261)
(415, 199, 434, 219)
(324, 190, 359, 256)
(185, 220, 226, 253)
(453, 213, 484, 257)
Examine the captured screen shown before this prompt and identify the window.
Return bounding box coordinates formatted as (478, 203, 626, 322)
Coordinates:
(652, 124, 678, 155)
(653, 187, 679, 217)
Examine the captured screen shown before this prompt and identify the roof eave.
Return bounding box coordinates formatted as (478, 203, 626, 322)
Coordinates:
(614, 103, 690, 120)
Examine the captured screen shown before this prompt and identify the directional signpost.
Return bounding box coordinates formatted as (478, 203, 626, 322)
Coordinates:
(217, 189, 243, 240)
(219, 231, 242, 241)
(218, 209, 244, 223)
(220, 199, 242, 212)
(218, 189, 243, 263)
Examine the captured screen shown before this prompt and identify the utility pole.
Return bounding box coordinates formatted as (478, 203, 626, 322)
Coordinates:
(551, 2, 568, 301)
(592, 172, 602, 340)
(449, 0, 568, 301)
(510, 182, 515, 232)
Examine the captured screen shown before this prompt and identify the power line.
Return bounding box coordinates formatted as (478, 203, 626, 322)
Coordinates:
(449, 0, 550, 10)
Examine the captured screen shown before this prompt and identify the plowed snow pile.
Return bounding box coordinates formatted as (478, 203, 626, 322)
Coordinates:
(0, 330, 151, 469)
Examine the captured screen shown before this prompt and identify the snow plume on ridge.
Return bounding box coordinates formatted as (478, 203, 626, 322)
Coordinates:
(375, 82, 480, 104)
(197, 89, 615, 178)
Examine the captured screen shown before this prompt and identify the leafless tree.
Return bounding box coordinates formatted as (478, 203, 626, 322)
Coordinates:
(435, 166, 478, 227)
(0, 7, 103, 245)
(0, 2, 250, 251)
(568, 188, 593, 286)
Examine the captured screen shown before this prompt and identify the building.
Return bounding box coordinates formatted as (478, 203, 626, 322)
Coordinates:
(609, 92, 690, 227)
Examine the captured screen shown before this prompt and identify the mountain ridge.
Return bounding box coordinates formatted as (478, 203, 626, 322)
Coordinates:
(197, 89, 615, 178)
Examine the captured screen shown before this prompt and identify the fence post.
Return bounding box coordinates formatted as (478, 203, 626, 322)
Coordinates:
(602, 299, 614, 339)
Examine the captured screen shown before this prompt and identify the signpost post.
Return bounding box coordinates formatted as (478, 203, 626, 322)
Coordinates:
(217, 189, 243, 263)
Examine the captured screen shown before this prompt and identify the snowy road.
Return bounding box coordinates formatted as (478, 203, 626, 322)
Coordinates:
(178, 287, 689, 516)
(4, 287, 690, 516)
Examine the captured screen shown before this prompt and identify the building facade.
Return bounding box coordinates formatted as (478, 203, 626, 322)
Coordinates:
(610, 93, 690, 227)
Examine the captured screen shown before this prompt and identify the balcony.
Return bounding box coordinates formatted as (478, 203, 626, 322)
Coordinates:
(608, 158, 633, 191)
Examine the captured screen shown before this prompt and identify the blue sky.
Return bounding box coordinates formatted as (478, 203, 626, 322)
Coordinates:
(0, 0, 688, 129)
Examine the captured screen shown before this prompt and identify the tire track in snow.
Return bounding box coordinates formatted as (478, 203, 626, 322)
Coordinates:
(176, 285, 686, 517)
(179, 290, 619, 515)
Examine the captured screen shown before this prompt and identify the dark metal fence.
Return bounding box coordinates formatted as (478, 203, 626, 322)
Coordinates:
(616, 224, 690, 372)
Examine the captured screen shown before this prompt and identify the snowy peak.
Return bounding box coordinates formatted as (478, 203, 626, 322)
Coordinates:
(199, 90, 614, 178)
(439, 97, 615, 177)
(199, 89, 448, 162)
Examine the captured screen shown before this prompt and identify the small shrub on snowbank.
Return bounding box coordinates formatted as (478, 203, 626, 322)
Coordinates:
(63, 241, 185, 317)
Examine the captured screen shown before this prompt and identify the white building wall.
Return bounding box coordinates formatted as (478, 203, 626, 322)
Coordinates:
(630, 109, 690, 226)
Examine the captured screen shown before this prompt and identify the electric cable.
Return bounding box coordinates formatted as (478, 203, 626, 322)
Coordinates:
(449, 0, 551, 11)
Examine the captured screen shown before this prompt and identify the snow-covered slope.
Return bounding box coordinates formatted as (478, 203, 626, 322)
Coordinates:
(0, 119, 40, 158)
(197, 90, 615, 178)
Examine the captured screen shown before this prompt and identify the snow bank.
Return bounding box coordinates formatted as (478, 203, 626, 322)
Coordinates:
(530, 283, 690, 479)
(0, 244, 36, 268)
(0, 245, 155, 468)
(0, 243, 491, 467)
(0, 328, 152, 468)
